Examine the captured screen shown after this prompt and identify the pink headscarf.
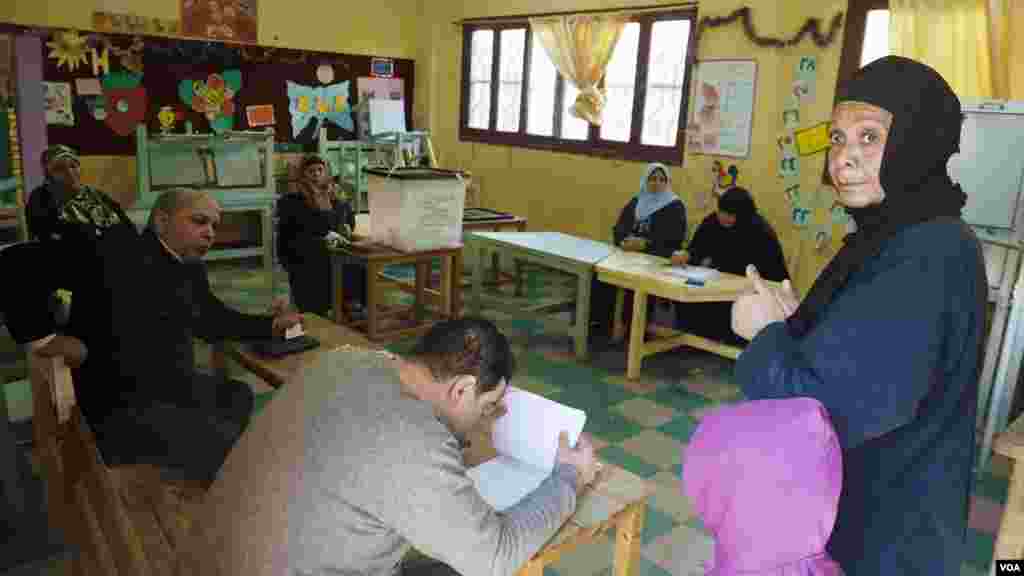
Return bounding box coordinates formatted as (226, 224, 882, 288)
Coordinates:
(683, 398, 844, 575)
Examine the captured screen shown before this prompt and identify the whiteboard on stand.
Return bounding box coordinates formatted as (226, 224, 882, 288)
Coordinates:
(949, 102, 1024, 231)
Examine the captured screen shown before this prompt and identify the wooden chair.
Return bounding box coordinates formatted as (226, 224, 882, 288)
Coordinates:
(27, 347, 201, 575)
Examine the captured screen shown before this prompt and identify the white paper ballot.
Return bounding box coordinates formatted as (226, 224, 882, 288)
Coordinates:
(663, 265, 721, 282)
(466, 387, 586, 511)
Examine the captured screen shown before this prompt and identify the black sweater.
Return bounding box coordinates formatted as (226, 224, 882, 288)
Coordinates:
(276, 193, 355, 272)
(1, 230, 274, 425)
(612, 198, 687, 259)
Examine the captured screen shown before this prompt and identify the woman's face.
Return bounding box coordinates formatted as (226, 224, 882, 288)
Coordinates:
(646, 169, 668, 194)
(47, 158, 82, 192)
(716, 210, 737, 228)
(304, 163, 326, 183)
(828, 101, 892, 208)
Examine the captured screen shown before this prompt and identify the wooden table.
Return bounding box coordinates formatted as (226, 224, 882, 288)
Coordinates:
(596, 249, 764, 380)
(213, 314, 375, 388)
(465, 232, 614, 359)
(993, 413, 1024, 572)
(329, 241, 462, 342)
(464, 427, 653, 576)
(354, 211, 528, 293)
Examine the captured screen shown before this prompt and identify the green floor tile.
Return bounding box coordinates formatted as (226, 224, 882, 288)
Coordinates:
(515, 375, 561, 399)
(965, 528, 994, 570)
(657, 415, 700, 443)
(650, 386, 715, 414)
(638, 501, 679, 545)
(596, 445, 660, 478)
(974, 470, 1010, 505)
(585, 411, 646, 444)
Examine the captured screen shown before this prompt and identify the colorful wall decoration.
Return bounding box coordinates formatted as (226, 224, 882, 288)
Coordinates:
(38, 29, 415, 155)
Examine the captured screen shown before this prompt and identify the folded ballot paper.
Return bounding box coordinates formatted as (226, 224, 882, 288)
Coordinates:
(467, 387, 586, 511)
(663, 265, 721, 283)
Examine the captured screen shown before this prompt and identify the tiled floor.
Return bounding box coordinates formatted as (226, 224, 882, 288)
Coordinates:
(0, 259, 1014, 575)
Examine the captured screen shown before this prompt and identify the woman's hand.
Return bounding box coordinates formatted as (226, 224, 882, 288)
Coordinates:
(731, 265, 788, 341)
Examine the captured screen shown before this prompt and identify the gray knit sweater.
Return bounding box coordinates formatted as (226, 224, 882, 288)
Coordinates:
(188, 347, 578, 576)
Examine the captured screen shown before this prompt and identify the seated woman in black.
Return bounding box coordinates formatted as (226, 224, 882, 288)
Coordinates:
(592, 163, 687, 337)
(25, 144, 138, 328)
(277, 154, 366, 318)
(672, 186, 788, 346)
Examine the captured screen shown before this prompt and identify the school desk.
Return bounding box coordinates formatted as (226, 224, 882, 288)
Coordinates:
(465, 231, 615, 359)
(464, 426, 653, 576)
(328, 241, 462, 341)
(595, 249, 765, 380)
(212, 313, 374, 388)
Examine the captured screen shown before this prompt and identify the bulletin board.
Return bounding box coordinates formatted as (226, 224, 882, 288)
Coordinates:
(37, 29, 415, 155)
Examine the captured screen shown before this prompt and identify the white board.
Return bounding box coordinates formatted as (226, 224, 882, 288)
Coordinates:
(949, 102, 1024, 230)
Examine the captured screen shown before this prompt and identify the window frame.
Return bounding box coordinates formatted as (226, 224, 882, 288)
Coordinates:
(458, 9, 699, 166)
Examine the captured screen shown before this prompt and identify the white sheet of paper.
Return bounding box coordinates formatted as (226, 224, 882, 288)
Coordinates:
(467, 387, 586, 511)
(492, 387, 586, 471)
(467, 455, 550, 511)
(663, 266, 721, 282)
(368, 98, 407, 135)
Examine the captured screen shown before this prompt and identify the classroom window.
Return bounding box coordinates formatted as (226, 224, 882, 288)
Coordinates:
(467, 30, 494, 130)
(860, 9, 891, 66)
(459, 9, 698, 165)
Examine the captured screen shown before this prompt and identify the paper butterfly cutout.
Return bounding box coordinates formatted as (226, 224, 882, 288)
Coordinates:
(287, 80, 353, 137)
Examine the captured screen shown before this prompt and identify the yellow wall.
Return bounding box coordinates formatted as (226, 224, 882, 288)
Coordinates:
(1, 0, 422, 208)
(417, 0, 847, 293)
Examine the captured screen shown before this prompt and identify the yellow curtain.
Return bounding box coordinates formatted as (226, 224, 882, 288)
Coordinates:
(529, 15, 627, 125)
(889, 0, 994, 100)
(987, 0, 1024, 100)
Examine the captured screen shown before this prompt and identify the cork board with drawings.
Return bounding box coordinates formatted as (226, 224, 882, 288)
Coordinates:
(39, 29, 415, 156)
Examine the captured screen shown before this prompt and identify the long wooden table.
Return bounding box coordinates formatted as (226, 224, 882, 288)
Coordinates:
(466, 232, 615, 360)
(329, 241, 462, 342)
(213, 314, 373, 388)
(596, 249, 765, 379)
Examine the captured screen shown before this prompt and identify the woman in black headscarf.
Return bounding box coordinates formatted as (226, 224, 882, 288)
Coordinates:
(730, 56, 986, 575)
(672, 186, 788, 346)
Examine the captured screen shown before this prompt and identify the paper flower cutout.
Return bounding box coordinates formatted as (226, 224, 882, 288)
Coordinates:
(47, 31, 91, 72)
(104, 87, 147, 136)
(178, 70, 242, 133)
(286, 80, 352, 137)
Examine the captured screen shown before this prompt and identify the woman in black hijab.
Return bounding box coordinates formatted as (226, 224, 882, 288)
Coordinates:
(730, 56, 987, 575)
(672, 186, 788, 346)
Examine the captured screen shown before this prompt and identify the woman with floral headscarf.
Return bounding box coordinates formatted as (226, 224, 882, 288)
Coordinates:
(730, 56, 986, 574)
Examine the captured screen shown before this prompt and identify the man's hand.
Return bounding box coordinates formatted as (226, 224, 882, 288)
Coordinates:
(556, 431, 598, 493)
(35, 334, 88, 368)
(272, 312, 303, 337)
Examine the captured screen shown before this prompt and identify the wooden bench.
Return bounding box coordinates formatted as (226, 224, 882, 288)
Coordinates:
(27, 347, 202, 575)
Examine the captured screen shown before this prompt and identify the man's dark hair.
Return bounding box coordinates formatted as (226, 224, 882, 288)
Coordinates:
(409, 317, 515, 393)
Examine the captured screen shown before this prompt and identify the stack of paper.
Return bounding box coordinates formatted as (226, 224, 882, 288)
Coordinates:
(467, 387, 587, 511)
(663, 265, 721, 282)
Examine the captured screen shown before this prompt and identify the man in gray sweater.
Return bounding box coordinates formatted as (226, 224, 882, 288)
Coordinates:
(183, 317, 597, 576)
